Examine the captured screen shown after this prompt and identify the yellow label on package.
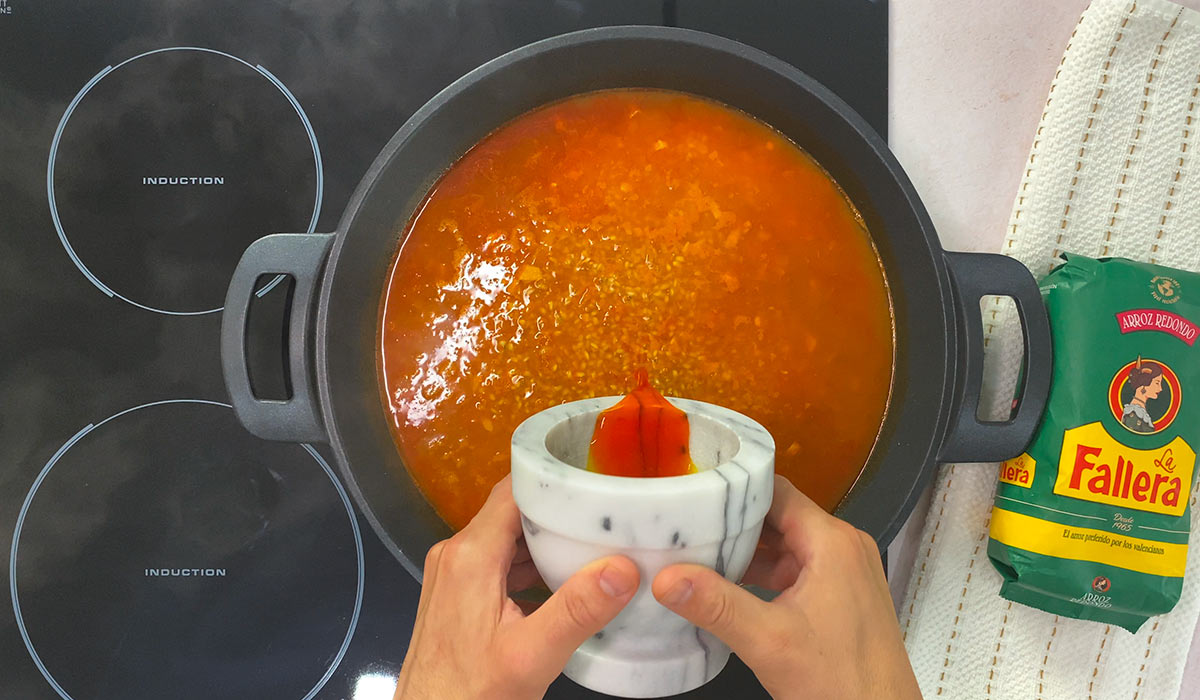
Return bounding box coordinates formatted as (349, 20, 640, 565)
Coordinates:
(990, 507, 1187, 577)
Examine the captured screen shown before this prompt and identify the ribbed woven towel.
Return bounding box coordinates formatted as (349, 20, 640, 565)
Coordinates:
(898, 1, 1200, 698)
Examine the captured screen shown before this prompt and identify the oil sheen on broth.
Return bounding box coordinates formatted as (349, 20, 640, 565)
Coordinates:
(379, 89, 893, 530)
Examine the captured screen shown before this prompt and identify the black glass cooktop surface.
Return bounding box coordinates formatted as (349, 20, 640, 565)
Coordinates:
(0, 1, 886, 698)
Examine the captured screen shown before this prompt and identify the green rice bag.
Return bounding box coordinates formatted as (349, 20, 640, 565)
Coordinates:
(988, 254, 1199, 632)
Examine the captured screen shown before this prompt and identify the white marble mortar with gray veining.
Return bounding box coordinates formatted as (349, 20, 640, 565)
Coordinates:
(511, 396, 775, 699)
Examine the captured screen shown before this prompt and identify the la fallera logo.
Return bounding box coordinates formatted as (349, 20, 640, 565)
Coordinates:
(1053, 422, 1195, 517)
(999, 453, 1035, 488)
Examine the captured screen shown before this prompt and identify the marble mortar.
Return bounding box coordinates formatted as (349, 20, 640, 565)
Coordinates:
(511, 396, 775, 698)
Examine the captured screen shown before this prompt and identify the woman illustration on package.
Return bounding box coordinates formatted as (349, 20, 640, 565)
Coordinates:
(1123, 357, 1164, 433)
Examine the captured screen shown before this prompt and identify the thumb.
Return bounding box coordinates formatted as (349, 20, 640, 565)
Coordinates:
(652, 563, 777, 661)
(514, 555, 639, 668)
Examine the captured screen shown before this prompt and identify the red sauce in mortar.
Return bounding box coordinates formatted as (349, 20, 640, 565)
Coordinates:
(587, 369, 697, 477)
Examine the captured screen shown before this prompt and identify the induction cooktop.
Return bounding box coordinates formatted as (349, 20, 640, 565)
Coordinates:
(0, 1, 887, 698)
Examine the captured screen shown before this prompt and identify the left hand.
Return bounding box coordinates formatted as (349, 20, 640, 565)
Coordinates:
(394, 475, 640, 700)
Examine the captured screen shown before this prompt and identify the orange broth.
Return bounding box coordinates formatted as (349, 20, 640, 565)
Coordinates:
(379, 89, 893, 530)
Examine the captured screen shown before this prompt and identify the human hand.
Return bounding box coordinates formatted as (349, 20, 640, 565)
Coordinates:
(394, 475, 640, 700)
(651, 475, 921, 700)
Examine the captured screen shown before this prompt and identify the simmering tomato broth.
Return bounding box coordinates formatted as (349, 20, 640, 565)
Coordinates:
(379, 89, 893, 530)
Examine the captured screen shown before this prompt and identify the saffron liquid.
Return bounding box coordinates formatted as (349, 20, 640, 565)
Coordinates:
(587, 369, 697, 478)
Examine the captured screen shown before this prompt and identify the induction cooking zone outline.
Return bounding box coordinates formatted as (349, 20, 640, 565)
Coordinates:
(47, 46, 324, 316)
(9, 400, 364, 700)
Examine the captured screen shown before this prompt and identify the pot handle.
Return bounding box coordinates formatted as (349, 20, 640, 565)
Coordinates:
(938, 251, 1052, 463)
(220, 233, 335, 443)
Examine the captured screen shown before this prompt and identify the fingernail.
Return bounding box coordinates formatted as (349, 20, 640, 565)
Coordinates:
(661, 579, 693, 607)
(598, 566, 633, 598)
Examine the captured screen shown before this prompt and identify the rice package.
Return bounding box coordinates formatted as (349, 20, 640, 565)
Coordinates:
(988, 254, 1199, 632)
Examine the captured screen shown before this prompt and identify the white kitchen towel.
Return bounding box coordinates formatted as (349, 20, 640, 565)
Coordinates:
(898, 1, 1200, 699)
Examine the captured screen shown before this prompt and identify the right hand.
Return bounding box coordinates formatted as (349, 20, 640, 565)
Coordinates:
(651, 475, 921, 700)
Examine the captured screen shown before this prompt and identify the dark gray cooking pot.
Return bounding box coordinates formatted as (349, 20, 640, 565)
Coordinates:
(221, 26, 1052, 581)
